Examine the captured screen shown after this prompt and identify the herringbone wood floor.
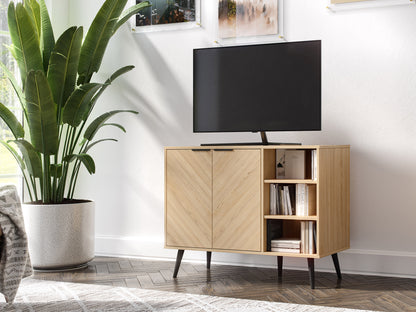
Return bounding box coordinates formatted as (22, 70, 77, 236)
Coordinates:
(33, 256, 416, 311)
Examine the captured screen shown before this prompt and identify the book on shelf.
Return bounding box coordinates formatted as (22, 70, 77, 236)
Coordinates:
(295, 184, 316, 216)
(301, 222, 306, 253)
(308, 221, 314, 254)
(280, 188, 286, 214)
(311, 149, 317, 180)
(276, 150, 306, 179)
(284, 186, 292, 215)
(270, 247, 300, 253)
(270, 183, 286, 215)
(270, 239, 301, 253)
(271, 238, 301, 249)
(270, 184, 277, 215)
(301, 221, 316, 254)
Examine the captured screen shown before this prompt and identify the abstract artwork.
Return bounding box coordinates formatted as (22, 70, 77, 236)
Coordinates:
(218, 0, 279, 39)
(136, 0, 197, 27)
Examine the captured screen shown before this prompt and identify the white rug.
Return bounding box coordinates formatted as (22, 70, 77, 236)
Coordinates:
(0, 278, 374, 312)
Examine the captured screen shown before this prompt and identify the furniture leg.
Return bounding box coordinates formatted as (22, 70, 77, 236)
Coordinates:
(307, 258, 315, 289)
(173, 249, 184, 278)
(277, 256, 283, 277)
(207, 251, 212, 269)
(331, 253, 342, 279)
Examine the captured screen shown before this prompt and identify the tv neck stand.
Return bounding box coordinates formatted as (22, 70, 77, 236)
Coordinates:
(200, 131, 302, 146)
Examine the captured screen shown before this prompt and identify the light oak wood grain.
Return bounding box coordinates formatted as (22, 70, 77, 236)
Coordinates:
(317, 146, 350, 257)
(213, 150, 261, 251)
(165, 149, 213, 248)
(165, 145, 350, 259)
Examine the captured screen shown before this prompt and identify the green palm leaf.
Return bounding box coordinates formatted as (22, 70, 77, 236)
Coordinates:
(62, 83, 102, 127)
(0, 102, 24, 139)
(48, 26, 83, 112)
(50, 163, 63, 178)
(64, 153, 95, 174)
(102, 123, 126, 133)
(77, 0, 128, 84)
(8, 3, 43, 88)
(0, 62, 27, 118)
(11, 139, 42, 178)
(39, 0, 55, 72)
(25, 70, 58, 155)
(24, 0, 41, 39)
(89, 65, 134, 111)
(84, 110, 138, 141)
(113, 1, 151, 34)
(85, 138, 118, 152)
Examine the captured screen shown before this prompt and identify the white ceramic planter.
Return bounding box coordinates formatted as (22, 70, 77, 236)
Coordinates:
(22, 200, 95, 271)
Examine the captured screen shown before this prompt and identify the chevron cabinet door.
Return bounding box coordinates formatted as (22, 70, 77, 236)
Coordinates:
(165, 149, 213, 249)
(212, 149, 262, 251)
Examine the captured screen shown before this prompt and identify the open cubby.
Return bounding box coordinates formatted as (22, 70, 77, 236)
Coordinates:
(265, 182, 317, 217)
(263, 148, 317, 181)
(266, 219, 316, 254)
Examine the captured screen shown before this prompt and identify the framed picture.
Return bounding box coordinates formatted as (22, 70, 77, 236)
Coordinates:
(330, 0, 366, 3)
(131, 0, 201, 32)
(217, 0, 284, 45)
(328, 0, 414, 10)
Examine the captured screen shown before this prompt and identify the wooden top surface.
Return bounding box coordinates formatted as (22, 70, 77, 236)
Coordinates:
(165, 145, 350, 150)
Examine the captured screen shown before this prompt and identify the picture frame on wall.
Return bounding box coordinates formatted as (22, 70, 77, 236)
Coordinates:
(330, 0, 367, 3)
(328, 0, 414, 11)
(130, 0, 201, 32)
(216, 0, 284, 46)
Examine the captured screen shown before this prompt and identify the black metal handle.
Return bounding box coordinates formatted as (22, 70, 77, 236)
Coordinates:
(192, 149, 211, 152)
(213, 149, 234, 151)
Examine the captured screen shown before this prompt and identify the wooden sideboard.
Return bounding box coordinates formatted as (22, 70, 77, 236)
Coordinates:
(165, 145, 350, 288)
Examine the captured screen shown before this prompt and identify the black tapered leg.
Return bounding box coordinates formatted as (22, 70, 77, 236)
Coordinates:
(331, 253, 342, 279)
(207, 251, 212, 269)
(277, 256, 283, 277)
(173, 249, 184, 278)
(307, 258, 315, 289)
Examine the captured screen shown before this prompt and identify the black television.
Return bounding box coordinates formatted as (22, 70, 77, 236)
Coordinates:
(193, 40, 321, 145)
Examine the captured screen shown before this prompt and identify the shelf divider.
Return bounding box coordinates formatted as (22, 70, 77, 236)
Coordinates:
(264, 179, 317, 184)
(264, 215, 318, 221)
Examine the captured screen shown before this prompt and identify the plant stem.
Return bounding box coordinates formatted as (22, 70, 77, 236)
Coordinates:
(22, 171, 34, 203)
(42, 154, 50, 203)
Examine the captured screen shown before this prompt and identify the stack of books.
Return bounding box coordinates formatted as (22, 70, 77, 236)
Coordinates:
(270, 238, 301, 253)
(296, 184, 316, 216)
(301, 221, 316, 254)
(269, 184, 296, 215)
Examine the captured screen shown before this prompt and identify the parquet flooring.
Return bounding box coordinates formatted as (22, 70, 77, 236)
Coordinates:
(33, 256, 416, 311)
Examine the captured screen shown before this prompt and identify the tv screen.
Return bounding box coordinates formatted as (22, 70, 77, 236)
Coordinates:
(193, 40, 321, 133)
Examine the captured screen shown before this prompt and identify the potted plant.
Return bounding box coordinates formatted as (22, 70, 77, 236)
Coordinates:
(0, 0, 150, 270)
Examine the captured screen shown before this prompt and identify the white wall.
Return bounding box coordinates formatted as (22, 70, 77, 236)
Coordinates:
(51, 0, 416, 277)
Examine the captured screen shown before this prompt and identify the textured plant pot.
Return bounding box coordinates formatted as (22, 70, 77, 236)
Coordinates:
(22, 200, 95, 271)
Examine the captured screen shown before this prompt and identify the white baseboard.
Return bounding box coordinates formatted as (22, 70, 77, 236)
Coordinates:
(95, 235, 416, 279)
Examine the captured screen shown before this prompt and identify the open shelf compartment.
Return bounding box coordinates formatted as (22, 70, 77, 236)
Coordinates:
(265, 219, 317, 255)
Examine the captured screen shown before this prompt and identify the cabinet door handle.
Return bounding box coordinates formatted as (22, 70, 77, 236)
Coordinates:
(191, 149, 211, 152)
(213, 149, 234, 152)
